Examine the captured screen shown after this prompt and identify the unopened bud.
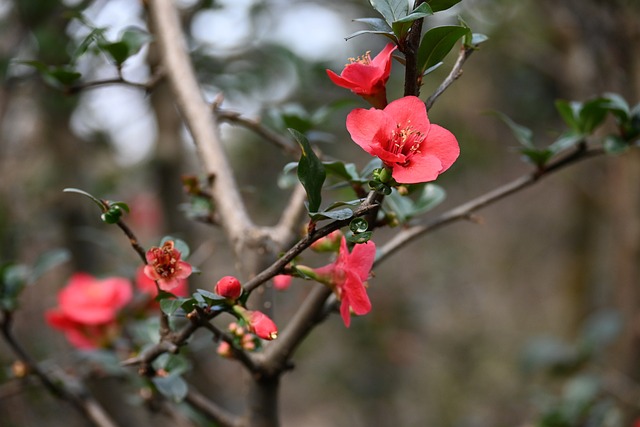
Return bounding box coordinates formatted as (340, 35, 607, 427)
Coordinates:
(215, 276, 242, 300)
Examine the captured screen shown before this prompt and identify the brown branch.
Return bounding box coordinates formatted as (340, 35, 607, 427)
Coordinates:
(425, 46, 475, 111)
(376, 146, 606, 264)
(148, 0, 253, 254)
(0, 311, 120, 427)
(185, 388, 244, 427)
(66, 70, 164, 95)
(402, 0, 428, 97)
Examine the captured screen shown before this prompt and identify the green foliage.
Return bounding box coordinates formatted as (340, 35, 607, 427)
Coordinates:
(427, 0, 463, 13)
(151, 354, 190, 402)
(384, 184, 446, 223)
(0, 249, 70, 312)
(290, 129, 326, 214)
(18, 60, 82, 89)
(417, 26, 470, 75)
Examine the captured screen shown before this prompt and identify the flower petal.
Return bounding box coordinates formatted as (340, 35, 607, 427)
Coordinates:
(347, 240, 376, 282)
(343, 270, 371, 316)
(383, 96, 431, 132)
(391, 152, 443, 184)
(424, 124, 460, 173)
(346, 108, 388, 155)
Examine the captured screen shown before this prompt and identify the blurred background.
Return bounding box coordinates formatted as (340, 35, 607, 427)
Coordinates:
(1, 0, 639, 426)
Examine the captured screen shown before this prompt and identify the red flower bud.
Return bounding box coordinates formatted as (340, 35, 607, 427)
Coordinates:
(215, 276, 243, 300)
(248, 310, 278, 340)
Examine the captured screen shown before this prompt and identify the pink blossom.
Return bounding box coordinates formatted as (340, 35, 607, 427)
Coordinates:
(313, 237, 376, 327)
(143, 240, 192, 291)
(273, 275, 292, 291)
(346, 96, 460, 184)
(326, 43, 397, 108)
(45, 273, 132, 349)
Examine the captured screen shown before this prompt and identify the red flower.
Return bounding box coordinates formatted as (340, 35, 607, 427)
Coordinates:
(313, 237, 376, 327)
(144, 240, 192, 291)
(215, 276, 243, 300)
(45, 273, 132, 349)
(136, 266, 188, 299)
(326, 43, 397, 108)
(346, 96, 460, 184)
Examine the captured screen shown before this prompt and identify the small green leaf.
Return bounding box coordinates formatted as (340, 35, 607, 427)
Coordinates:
(99, 41, 130, 66)
(352, 17, 394, 34)
(468, 33, 489, 47)
(491, 111, 534, 148)
(427, 0, 463, 13)
(412, 184, 446, 216)
(29, 249, 71, 283)
(309, 208, 354, 222)
(555, 99, 582, 132)
(290, 129, 326, 214)
(369, 0, 409, 25)
(323, 161, 360, 182)
(152, 373, 188, 402)
(392, 3, 433, 40)
(548, 130, 584, 154)
(0, 264, 30, 311)
(120, 27, 152, 58)
(579, 98, 609, 134)
(160, 298, 187, 316)
(604, 135, 629, 154)
(417, 25, 469, 74)
(63, 188, 107, 211)
(346, 231, 373, 244)
(520, 148, 553, 168)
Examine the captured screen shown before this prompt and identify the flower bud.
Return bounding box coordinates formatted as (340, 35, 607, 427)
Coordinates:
(248, 310, 278, 340)
(273, 275, 292, 291)
(217, 341, 233, 358)
(215, 276, 243, 300)
(310, 230, 343, 252)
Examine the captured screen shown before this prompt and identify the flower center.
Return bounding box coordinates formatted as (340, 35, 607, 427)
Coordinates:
(150, 241, 179, 278)
(347, 51, 372, 66)
(388, 121, 425, 164)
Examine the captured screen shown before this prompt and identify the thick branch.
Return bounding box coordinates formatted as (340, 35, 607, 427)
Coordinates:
(402, 0, 428, 96)
(377, 147, 606, 264)
(148, 0, 252, 251)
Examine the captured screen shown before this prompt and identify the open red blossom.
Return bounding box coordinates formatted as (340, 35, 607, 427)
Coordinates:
(144, 240, 192, 291)
(313, 237, 376, 327)
(45, 273, 132, 349)
(346, 96, 460, 184)
(326, 43, 397, 108)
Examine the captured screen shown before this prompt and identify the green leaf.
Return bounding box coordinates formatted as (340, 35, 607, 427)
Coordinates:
(548, 130, 584, 154)
(290, 129, 326, 213)
(63, 188, 107, 211)
(29, 249, 71, 283)
(603, 135, 629, 154)
(309, 208, 354, 222)
(196, 288, 225, 302)
(520, 148, 553, 167)
(152, 373, 188, 402)
(392, 3, 433, 40)
(417, 25, 469, 74)
(490, 111, 534, 148)
(601, 92, 629, 123)
(0, 264, 30, 311)
(579, 98, 609, 134)
(412, 184, 446, 216)
(555, 99, 582, 132)
(369, 0, 409, 25)
(323, 161, 360, 182)
(160, 298, 187, 316)
(468, 33, 489, 47)
(98, 41, 130, 66)
(427, 0, 463, 13)
(120, 27, 152, 57)
(352, 17, 394, 34)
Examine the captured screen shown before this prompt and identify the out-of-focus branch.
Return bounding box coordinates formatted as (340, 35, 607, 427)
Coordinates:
(148, 0, 252, 253)
(377, 147, 607, 264)
(67, 69, 164, 95)
(271, 184, 308, 248)
(425, 46, 475, 111)
(185, 388, 244, 427)
(214, 106, 299, 157)
(0, 311, 119, 427)
(259, 284, 332, 375)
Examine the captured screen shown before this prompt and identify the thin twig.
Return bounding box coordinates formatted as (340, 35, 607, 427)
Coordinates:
(244, 193, 381, 293)
(376, 147, 606, 264)
(215, 108, 299, 157)
(67, 69, 164, 95)
(425, 46, 474, 111)
(0, 311, 119, 427)
(271, 184, 308, 248)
